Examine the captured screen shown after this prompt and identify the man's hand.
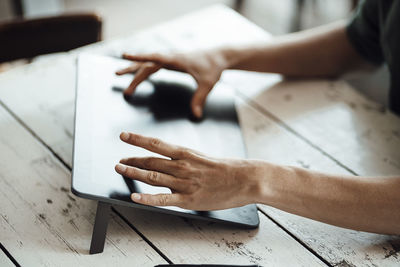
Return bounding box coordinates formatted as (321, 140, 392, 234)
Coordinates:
(116, 50, 228, 118)
(114, 132, 262, 210)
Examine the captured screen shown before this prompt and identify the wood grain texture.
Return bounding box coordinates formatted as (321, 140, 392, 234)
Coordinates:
(115, 206, 325, 266)
(232, 76, 400, 176)
(0, 106, 165, 266)
(0, 56, 76, 167)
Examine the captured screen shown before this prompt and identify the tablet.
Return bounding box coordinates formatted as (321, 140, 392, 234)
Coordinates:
(72, 53, 259, 228)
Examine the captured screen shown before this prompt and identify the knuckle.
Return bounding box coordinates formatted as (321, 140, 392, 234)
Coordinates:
(157, 195, 168, 206)
(181, 195, 193, 207)
(176, 160, 190, 170)
(186, 181, 199, 192)
(143, 62, 155, 68)
(151, 53, 164, 61)
(146, 171, 159, 183)
(177, 148, 192, 159)
(148, 138, 161, 149)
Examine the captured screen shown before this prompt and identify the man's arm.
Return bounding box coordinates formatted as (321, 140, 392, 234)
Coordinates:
(257, 162, 400, 234)
(221, 21, 367, 77)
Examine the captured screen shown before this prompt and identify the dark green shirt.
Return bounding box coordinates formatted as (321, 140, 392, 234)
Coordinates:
(347, 0, 400, 115)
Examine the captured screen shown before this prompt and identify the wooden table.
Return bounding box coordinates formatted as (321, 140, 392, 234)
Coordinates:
(1, 5, 399, 267)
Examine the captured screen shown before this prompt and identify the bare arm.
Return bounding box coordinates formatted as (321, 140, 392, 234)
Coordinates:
(115, 133, 400, 235)
(118, 21, 367, 117)
(258, 162, 400, 234)
(220, 21, 365, 77)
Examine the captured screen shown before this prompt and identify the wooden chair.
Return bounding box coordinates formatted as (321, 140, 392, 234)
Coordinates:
(0, 13, 102, 63)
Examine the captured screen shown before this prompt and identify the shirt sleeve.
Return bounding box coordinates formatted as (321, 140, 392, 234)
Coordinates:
(346, 0, 384, 65)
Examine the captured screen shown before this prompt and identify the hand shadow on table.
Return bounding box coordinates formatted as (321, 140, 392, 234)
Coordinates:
(112, 80, 238, 123)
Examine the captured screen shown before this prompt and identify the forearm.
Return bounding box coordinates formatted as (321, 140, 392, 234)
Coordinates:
(219, 21, 365, 78)
(254, 161, 400, 234)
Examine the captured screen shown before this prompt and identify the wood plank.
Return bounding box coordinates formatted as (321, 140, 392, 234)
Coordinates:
(0, 106, 166, 266)
(235, 95, 349, 174)
(0, 250, 15, 267)
(115, 205, 325, 266)
(0, 56, 76, 167)
(231, 75, 400, 176)
(260, 207, 400, 267)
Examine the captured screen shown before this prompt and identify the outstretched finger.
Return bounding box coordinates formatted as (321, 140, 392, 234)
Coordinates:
(115, 163, 187, 191)
(123, 63, 161, 96)
(115, 63, 142, 75)
(120, 132, 192, 159)
(131, 192, 184, 207)
(122, 53, 170, 64)
(123, 53, 189, 74)
(119, 157, 179, 176)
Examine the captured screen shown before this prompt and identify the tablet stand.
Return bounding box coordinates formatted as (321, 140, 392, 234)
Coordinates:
(90, 201, 111, 254)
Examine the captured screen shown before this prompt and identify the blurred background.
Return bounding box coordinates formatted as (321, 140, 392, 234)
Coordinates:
(0, 0, 355, 38)
(3, 0, 388, 116)
(0, 0, 357, 72)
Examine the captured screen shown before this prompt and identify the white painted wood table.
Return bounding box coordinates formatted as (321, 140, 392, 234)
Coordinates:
(1, 5, 399, 267)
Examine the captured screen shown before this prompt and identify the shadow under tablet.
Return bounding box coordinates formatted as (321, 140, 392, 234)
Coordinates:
(73, 54, 259, 228)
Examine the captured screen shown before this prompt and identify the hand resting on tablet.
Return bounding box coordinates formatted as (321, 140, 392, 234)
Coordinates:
(115, 132, 260, 211)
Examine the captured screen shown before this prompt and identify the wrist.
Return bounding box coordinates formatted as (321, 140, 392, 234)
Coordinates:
(241, 160, 275, 204)
(254, 161, 297, 207)
(217, 46, 242, 69)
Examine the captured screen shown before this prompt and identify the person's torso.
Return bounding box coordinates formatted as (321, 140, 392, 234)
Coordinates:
(378, 0, 400, 113)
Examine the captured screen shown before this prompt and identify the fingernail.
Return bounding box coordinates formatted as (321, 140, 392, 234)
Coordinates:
(115, 163, 126, 173)
(194, 105, 202, 118)
(131, 193, 141, 201)
(120, 132, 129, 141)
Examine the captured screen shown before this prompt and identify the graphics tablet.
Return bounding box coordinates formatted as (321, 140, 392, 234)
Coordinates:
(72, 53, 259, 228)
